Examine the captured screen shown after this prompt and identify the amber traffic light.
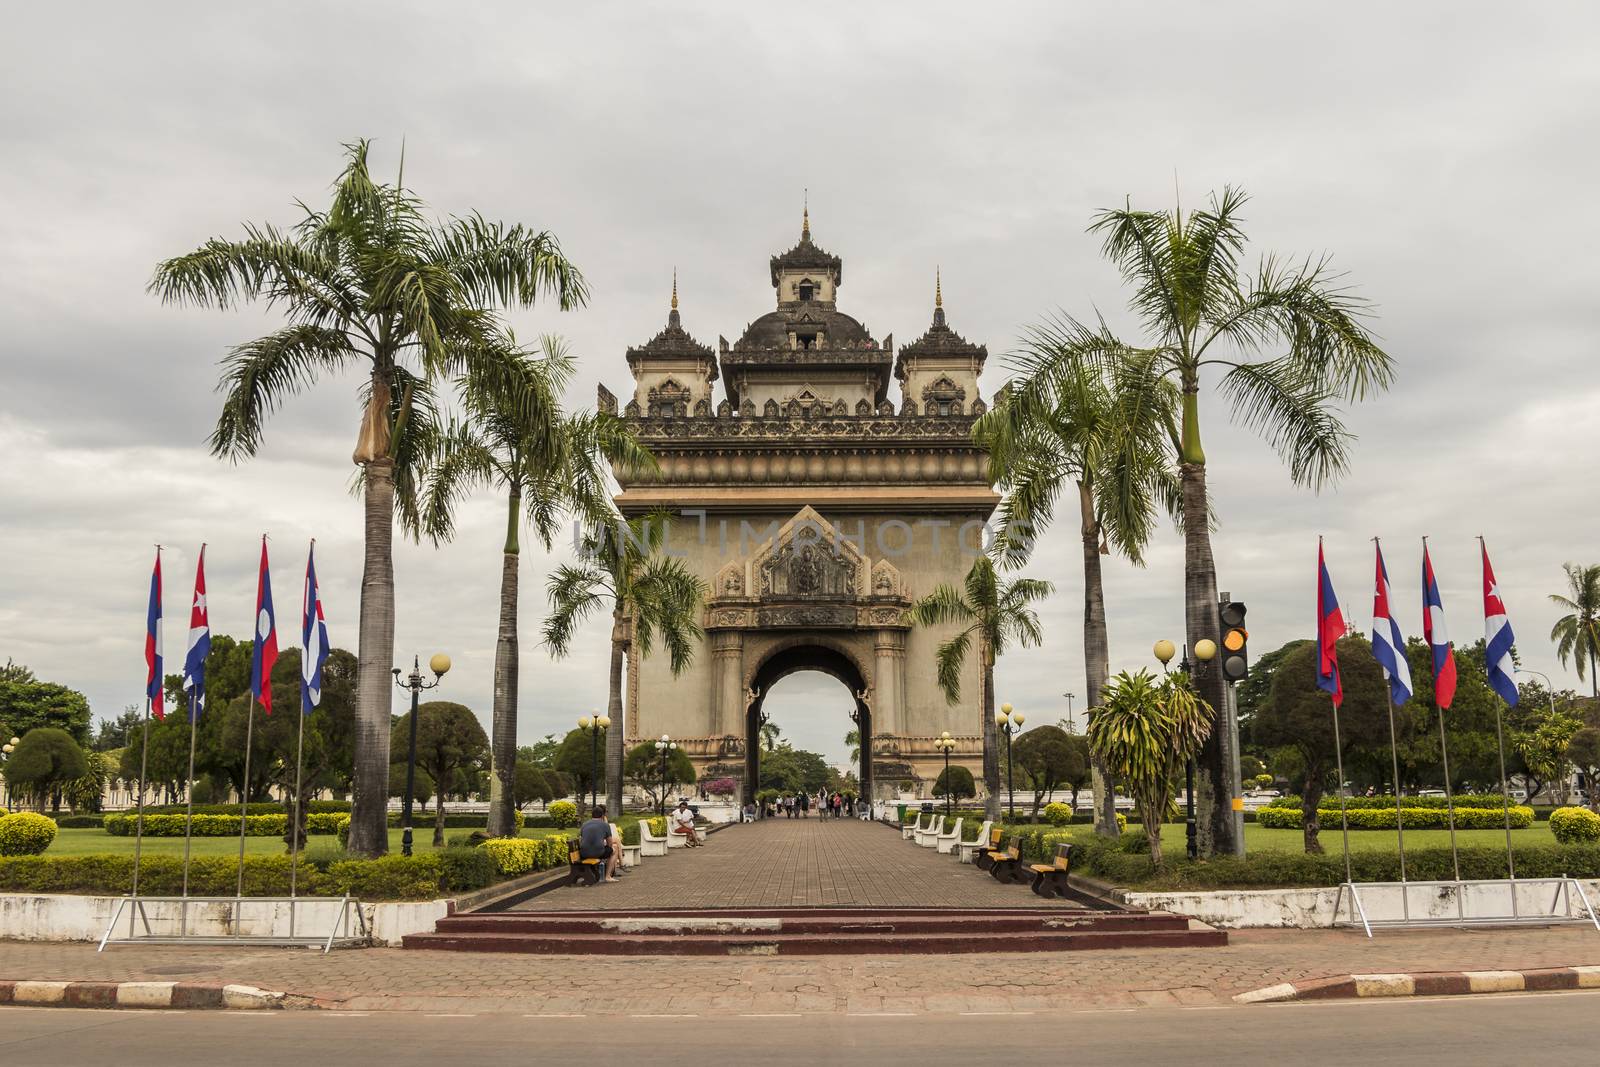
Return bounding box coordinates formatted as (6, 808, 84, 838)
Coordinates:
(1219, 601, 1248, 682)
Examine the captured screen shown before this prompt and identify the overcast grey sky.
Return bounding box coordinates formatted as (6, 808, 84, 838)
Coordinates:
(3, 2, 1597, 766)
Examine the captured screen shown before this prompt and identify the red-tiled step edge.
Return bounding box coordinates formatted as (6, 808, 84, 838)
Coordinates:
(1235, 966, 1600, 1003)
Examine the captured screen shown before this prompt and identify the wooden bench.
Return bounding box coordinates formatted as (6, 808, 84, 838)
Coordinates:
(986, 839, 1023, 884)
(972, 825, 1005, 870)
(902, 813, 928, 841)
(1028, 843, 1079, 898)
(956, 820, 994, 864)
(935, 817, 963, 854)
(915, 816, 943, 848)
(639, 821, 668, 857)
(567, 840, 603, 886)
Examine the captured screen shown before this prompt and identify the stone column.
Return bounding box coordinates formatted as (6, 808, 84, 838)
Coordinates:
(873, 628, 907, 738)
(710, 629, 744, 738)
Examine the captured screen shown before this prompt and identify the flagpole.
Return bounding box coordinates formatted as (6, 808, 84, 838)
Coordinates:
(235, 694, 256, 905)
(1436, 705, 1461, 883)
(130, 695, 153, 938)
(289, 705, 306, 937)
(179, 689, 198, 938)
(1383, 685, 1409, 912)
(1478, 536, 1518, 904)
(1331, 702, 1353, 887)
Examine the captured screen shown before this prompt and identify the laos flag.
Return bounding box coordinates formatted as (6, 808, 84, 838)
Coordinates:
(145, 548, 163, 719)
(249, 538, 278, 715)
(1317, 540, 1345, 707)
(1481, 540, 1519, 707)
(1422, 544, 1457, 709)
(301, 542, 330, 715)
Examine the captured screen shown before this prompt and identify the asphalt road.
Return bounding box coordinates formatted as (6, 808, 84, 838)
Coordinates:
(1, 991, 1595, 1065)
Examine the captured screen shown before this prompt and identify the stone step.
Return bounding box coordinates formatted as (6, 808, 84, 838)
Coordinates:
(430, 910, 1192, 938)
(401, 925, 1226, 955)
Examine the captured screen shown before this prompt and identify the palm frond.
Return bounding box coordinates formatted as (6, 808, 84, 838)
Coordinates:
(933, 628, 974, 704)
(210, 325, 359, 459)
(629, 556, 706, 674)
(907, 584, 975, 629)
(433, 213, 590, 311)
(542, 563, 607, 657)
(418, 418, 498, 545)
(1217, 360, 1353, 490)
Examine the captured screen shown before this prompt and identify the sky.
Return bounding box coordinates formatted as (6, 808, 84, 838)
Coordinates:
(3, 2, 1598, 767)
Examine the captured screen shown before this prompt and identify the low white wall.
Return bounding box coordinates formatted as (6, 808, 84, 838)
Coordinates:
(0, 893, 448, 947)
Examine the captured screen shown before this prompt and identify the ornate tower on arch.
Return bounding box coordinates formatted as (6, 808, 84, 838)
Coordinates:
(599, 210, 997, 801)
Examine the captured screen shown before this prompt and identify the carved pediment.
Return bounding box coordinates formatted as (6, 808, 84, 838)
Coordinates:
(750, 506, 866, 600)
(870, 558, 904, 598)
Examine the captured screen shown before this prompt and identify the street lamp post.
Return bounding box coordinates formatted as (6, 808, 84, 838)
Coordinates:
(0, 736, 17, 810)
(1154, 638, 1215, 861)
(934, 731, 957, 817)
(1063, 692, 1075, 733)
(655, 735, 675, 815)
(578, 713, 610, 811)
(392, 653, 450, 858)
(995, 704, 1024, 821)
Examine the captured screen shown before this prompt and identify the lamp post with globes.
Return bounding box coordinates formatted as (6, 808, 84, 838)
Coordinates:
(578, 713, 610, 811)
(1154, 638, 1215, 860)
(393, 653, 450, 858)
(655, 735, 676, 815)
(995, 704, 1025, 821)
(934, 731, 958, 817)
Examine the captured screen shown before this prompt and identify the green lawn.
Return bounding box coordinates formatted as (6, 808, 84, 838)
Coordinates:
(41, 826, 564, 858)
(1155, 822, 1556, 854)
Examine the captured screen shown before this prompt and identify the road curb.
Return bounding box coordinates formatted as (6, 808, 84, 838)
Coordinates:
(1234, 965, 1600, 1003)
(0, 979, 306, 1011)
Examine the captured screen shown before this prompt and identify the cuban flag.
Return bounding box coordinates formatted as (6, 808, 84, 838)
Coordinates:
(145, 548, 164, 719)
(1316, 540, 1345, 707)
(1371, 542, 1413, 705)
(181, 545, 211, 721)
(1422, 543, 1457, 709)
(301, 542, 330, 715)
(1481, 541, 1519, 707)
(249, 537, 278, 715)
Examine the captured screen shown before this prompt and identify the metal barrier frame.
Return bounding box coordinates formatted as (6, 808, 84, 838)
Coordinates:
(1333, 877, 1600, 938)
(98, 895, 368, 954)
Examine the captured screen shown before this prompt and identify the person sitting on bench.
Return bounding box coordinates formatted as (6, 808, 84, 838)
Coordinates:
(579, 805, 621, 882)
(671, 799, 702, 846)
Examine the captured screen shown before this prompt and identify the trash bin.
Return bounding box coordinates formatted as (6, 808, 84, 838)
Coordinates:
(896, 803, 907, 823)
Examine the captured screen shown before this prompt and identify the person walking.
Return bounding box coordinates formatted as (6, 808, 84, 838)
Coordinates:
(797, 791, 808, 818)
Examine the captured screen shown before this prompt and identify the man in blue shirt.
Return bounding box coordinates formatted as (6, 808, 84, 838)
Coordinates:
(579, 806, 620, 882)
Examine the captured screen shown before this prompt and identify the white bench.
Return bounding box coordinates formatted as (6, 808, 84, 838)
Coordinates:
(935, 817, 963, 854)
(902, 813, 928, 841)
(915, 816, 943, 848)
(621, 843, 642, 868)
(639, 821, 668, 857)
(956, 820, 994, 864)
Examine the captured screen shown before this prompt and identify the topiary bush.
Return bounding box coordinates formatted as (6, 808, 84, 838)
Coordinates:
(325, 854, 443, 899)
(0, 812, 58, 856)
(480, 836, 568, 875)
(438, 846, 499, 891)
(1256, 804, 1534, 831)
(547, 800, 579, 828)
(1042, 803, 1073, 827)
(1550, 806, 1600, 845)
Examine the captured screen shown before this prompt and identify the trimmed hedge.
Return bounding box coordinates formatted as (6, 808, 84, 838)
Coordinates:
(1550, 807, 1600, 845)
(0, 854, 320, 896)
(0, 813, 58, 856)
(1071, 834, 1600, 889)
(130, 801, 352, 816)
(104, 813, 351, 837)
(1266, 794, 1518, 811)
(326, 854, 443, 899)
(480, 836, 569, 875)
(1256, 804, 1535, 831)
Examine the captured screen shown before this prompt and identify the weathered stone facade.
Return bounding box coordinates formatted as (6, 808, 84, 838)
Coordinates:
(605, 213, 997, 799)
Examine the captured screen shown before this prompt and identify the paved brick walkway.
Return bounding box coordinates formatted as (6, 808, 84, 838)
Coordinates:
(520, 817, 1065, 910)
(7, 927, 1600, 1014)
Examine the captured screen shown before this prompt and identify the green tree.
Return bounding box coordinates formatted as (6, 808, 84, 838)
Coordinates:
(1568, 727, 1600, 811)
(757, 744, 830, 794)
(906, 555, 1052, 820)
(759, 721, 782, 752)
(553, 726, 608, 804)
(1250, 637, 1399, 853)
(92, 707, 144, 752)
(1012, 189, 1393, 854)
(1514, 713, 1582, 806)
(389, 702, 489, 846)
(513, 759, 555, 809)
(1551, 562, 1600, 698)
(1086, 670, 1212, 869)
(0, 674, 92, 745)
(977, 338, 1178, 837)
(388, 763, 434, 809)
(64, 749, 110, 813)
(544, 512, 706, 816)
(933, 765, 976, 803)
(152, 141, 586, 856)
(844, 728, 861, 764)
(4, 728, 89, 812)
(623, 741, 698, 811)
(419, 336, 651, 837)
(1013, 725, 1089, 818)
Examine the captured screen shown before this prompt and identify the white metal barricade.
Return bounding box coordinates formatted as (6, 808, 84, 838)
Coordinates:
(98, 894, 368, 953)
(1333, 877, 1600, 938)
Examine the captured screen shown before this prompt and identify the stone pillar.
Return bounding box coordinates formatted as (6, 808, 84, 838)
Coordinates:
(873, 629, 907, 738)
(710, 630, 744, 738)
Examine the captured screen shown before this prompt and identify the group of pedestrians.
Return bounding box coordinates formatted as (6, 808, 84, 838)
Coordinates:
(771, 790, 856, 819)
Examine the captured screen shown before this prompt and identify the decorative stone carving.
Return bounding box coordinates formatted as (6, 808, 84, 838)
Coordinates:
(694, 398, 710, 416)
(714, 560, 745, 597)
(624, 399, 640, 417)
(899, 396, 916, 416)
(832, 399, 848, 415)
(760, 540, 855, 598)
(870, 558, 902, 597)
(717, 399, 732, 417)
(756, 605, 855, 628)
(877, 400, 895, 416)
(741, 396, 756, 417)
(597, 383, 617, 415)
(970, 397, 987, 415)
(855, 398, 872, 415)
(763, 399, 779, 417)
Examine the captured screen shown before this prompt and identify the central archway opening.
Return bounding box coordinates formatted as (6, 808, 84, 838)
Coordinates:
(745, 642, 871, 806)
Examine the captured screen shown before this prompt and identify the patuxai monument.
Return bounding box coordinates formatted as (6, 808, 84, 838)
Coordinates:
(599, 208, 997, 801)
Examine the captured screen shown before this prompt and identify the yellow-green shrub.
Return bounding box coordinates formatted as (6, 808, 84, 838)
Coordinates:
(1255, 804, 1534, 831)
(1043, 803, 1073, 827)
(480, 835, 568, 875)
(1550, 806, 1600, 845)
(547, 800, 579, 828)
(0, 812, 57, 856)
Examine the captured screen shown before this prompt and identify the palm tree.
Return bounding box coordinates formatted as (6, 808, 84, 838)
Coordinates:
(419, 337, 654, 837)
(1006, 188, 1393, 854)
(759, 721, 782, 752)
(976, 342, 1179, 837)
(1551, 563, 1600, 698)
(149, 141, 586, 855)
(544, 513, 706, 816)
(844, 728, 861, 764)
(1086, 669, 1212, 869)
(906, 556, 1053, 820)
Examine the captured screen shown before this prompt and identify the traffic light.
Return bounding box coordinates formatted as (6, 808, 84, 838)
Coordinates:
(1218, 601, 1248, 683)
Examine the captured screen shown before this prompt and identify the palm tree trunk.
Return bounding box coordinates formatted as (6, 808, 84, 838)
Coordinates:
(1078, 480, 1117, 838)
(605, 611, 627, 816)
(981, 648, 1000, 821)
(348, 454, 396, 857)
(1180, 448, 1237, 858)
(487, 491, 522, 838)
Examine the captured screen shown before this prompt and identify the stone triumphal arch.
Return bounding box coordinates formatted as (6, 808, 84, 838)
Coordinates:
(599, 209, 997, 801)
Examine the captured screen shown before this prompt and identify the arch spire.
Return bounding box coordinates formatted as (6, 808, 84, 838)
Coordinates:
(802, 188, 810, 241)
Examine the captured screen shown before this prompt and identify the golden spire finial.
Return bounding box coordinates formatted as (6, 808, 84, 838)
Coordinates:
(802, 188, 810, 240)
(671, 267, 678, 310)
(935, 266, 942, 308)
